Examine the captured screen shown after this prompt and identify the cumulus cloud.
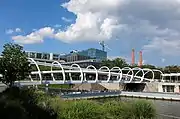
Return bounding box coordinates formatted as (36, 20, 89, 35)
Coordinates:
(11, 0, 180, 55)
(6, 29, 14, 34)
(15, 28, 21, 32)
(143, 37, 180, 56)
(6, 28, 22, 34)
(12, 27, 54, 44)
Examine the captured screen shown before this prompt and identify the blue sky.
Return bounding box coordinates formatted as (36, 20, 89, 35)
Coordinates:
(1, 0, 180, 67)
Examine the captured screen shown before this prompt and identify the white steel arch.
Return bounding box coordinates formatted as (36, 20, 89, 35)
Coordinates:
(28, 58, 42, 82)
(84, 65, 98, 83)
(153, 69, 164, 82)
(99, 66, 111, 83)
(132, 67, 145, 83)
(122, 67, 134, 83)
(26, 58, 174, 84)
(110, 67, 122, 83)
(143, 68, 154, 82)
(69, 64, 83, 83)
(51, 61, 65, 83)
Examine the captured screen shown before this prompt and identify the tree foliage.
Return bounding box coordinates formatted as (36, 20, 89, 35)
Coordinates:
(101, 58, 129, 68)
(0, 43, 30, 86)
(0, 87, 57, 119)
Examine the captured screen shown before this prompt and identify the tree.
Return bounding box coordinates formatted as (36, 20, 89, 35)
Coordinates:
(0, 43, 30, 87)
(101, 57, 129, 68)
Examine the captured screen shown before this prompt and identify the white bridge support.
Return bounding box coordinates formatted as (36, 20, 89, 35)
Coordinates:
(0, 58, 174, 86)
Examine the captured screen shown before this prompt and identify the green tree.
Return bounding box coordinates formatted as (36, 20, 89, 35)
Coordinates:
(0, 43, 30, 87)
(164, 65, 180, 73)
(101, 57, 129, 68)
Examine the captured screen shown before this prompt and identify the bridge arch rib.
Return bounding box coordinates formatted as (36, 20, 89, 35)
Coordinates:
(51, 61, 65, 83)
(110, 67, 122, 83)
(143, 68, 154, 82)
(84, 65, 98, 83)
(132, 67, 144, 83)
(69, 64, 83, 83)
(98, 66, 111, 83)
(153, 69, 163, 82)
(28, 58, 42, 82)
(122, 67, 134, 83)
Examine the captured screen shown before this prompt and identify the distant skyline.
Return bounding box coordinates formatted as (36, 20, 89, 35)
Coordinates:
(1, 0, 180, 66)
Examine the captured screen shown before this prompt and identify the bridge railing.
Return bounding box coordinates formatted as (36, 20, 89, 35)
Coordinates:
(1, 58, 178, 85)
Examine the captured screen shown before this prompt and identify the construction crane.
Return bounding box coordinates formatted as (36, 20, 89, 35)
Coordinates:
(99, 40, 111, 51)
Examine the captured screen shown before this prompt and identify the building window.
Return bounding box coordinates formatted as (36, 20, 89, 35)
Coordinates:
(30, 53, 35, 58)
(42, 54, 50, 60)
(36, 53, 42, 59)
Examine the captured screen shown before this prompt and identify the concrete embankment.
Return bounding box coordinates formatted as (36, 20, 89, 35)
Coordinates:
(62, 91, 180, 101)
(73, 83, 160, 92)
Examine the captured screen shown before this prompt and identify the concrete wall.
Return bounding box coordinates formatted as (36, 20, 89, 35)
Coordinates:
(72, 83, 106, 91)
(73, 82, 180, 93)
(143, 82, 159, 92)
(157, 83, 180, 93)
(99, 83, 125, 90)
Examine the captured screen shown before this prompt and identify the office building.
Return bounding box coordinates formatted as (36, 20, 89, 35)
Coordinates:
(25, 51, 64, 61)
(25, 48, 107, 68)
(78, 48, 107, 60)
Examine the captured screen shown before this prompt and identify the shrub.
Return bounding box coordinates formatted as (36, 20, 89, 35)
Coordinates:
(131, 100, 156, 119)
(0, 87, 156, 119)
(0, 99, 27, 119)
(0, 87, 57, 119)
(60, 100, 105, 119)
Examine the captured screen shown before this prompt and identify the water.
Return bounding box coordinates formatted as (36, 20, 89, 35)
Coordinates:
(119, 97, 180, 119)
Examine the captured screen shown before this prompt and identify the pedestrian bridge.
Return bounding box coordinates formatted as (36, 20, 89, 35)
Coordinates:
(0, 58, 170, 86)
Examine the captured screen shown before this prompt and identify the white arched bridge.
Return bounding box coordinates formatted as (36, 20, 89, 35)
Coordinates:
(0, 58, 176, 86)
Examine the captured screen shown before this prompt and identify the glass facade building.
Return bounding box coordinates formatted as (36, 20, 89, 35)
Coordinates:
(25, 48, 107, 64)
(78, 48, 107, 60)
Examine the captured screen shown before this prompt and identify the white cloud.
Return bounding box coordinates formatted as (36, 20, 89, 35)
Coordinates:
(15, 28, 21, 32)
(6, 29, 14, 34)
(6, 28, 22, 34)
(12, 27, 54, 44)
(143, 37, 180, 56)
(61, 17, 72, 23)
(11, 0, 180, 56)
(54, 24, 61, 28)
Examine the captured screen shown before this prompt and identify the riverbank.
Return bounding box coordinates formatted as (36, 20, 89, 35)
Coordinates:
(60, 91, 180, 101)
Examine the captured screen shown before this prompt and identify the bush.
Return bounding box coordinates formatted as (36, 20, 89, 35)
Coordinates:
(0, 99, 27, 119)
(102, 101, 125, 119)
(0, 87, 57, 119)
(0, 87, 156, 119)
(102, 100, 156, 119)
(130, 100, 156, 119)
(60, 100, 105, 119)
